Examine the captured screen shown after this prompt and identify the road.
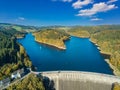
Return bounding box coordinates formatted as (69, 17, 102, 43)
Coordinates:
(2, 71, 120, 90)
(1, 72, 31, 90)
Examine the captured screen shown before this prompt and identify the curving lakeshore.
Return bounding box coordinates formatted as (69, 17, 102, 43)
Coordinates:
(17, 33, 113, 75)
(35, 71, 120, 90)
(34, 38, 66, 50)
(33, 29, 70, 50)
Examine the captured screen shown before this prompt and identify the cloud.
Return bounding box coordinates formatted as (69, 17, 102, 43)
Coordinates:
(51, 0, 118, 21)
(62, 0, 72, 2)
(77, 2, 117, 16)
(18, 17, 25, 21)
(52, 0, 72, 2)
(16, 17, 25, 22)
(90, 18, 103, 21)
(72, 0, 93, 9)
(107, 0, 118, 4)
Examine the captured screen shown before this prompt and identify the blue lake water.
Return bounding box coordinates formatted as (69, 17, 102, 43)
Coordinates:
(17, 33, 113, 74)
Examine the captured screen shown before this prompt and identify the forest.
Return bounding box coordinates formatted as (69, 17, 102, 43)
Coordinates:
(6, 73, 56, 90)
(7, 74, 45, 90)
(33, 29, 70, 49)
(67, 25, 120, 75)
(1, 23, 120, 89)
(0, 25, 32, 80)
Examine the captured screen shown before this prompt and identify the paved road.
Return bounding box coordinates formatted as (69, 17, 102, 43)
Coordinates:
(1, 72, 31, 90)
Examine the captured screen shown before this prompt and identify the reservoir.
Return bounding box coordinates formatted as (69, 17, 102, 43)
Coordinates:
(17, 33, 113, 75)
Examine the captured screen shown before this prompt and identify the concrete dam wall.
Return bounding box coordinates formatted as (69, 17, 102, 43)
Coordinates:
(41, 71, 120, 90)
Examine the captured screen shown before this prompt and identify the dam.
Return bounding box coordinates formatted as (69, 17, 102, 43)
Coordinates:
(36, 71, 120, 90)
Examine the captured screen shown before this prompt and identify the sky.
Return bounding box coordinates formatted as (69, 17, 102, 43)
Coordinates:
(0, 0, 120, 26)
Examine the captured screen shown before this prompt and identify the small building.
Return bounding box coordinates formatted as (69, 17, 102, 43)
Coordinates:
(19, 68, 24, 77)
(11, 71, 18, 79)
(11, 68, 25, 79)
(2, 78, 10, 86)
(0, 80, 3, 89)
(0, 80, 3, 87)
(0, 78, 10, 88)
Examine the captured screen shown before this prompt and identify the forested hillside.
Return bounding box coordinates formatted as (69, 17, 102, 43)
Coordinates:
(0, 23, 37, 33)
(33, 29, 70, 49)
(0, 25, 32, 80)
(91, 30, 120, 75)
(7, 74, 45, 90)
(67, 25, 120, 75)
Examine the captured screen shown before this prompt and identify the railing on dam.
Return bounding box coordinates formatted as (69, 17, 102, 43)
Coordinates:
(32, 71, 120, 90)
(32, 71, 120, 79)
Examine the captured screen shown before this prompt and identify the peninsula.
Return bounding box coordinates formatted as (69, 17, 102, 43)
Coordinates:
(33, 29, 70, 50)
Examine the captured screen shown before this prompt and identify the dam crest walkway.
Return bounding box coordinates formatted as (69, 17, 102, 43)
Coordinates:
(32, 71, 120, 90)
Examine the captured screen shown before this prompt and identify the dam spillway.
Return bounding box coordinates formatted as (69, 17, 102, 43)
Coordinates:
(39, 71, 120, 90)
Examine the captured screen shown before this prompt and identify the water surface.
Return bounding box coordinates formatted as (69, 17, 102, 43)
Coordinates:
(17, 33, 113, 74)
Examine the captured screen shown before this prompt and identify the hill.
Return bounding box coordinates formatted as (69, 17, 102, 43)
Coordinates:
(0, 23, 38, 34)
(0, 26, 32, 80)
(66, 25, 120, 76)
(33, 29, 70, 50)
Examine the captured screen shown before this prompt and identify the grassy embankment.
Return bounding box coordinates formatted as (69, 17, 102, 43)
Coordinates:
(113, 83, 120, 90)
(33, 29, 70, 50)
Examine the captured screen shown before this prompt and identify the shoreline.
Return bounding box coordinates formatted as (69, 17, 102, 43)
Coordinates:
(105, 59, 120, 76)
(70, 35, 90, 38)
(35, 38, 66, 50)
(89, 38, 118, 76)
(35, 34, 118, 76)
(16, 34, 26, 39)
(73, 36, 89, 38)
(18, 33, 118, 76)
(16, 36, 25, 39)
